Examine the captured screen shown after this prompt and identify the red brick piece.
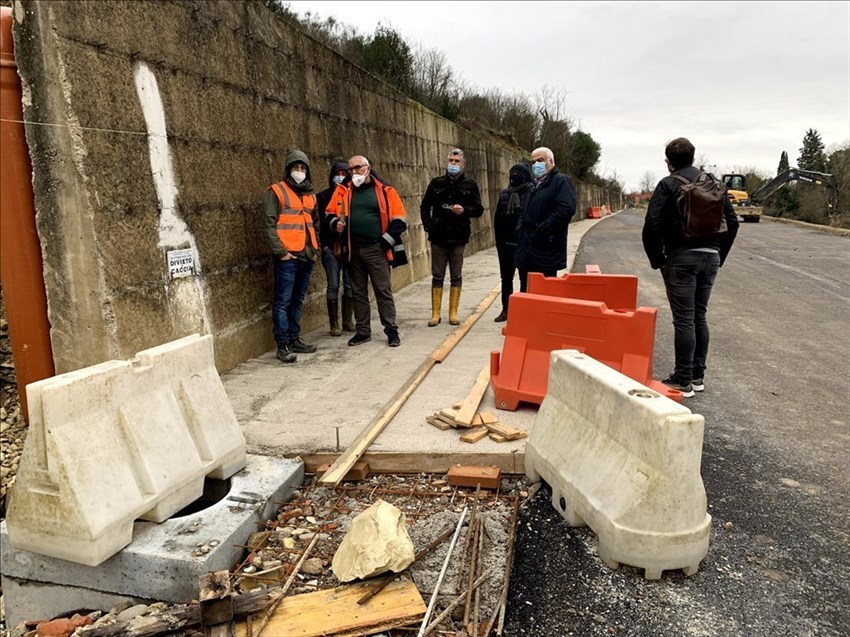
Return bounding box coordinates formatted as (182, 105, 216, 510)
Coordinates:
(447, 465, 501, 490)
(317, 461, 371, 481)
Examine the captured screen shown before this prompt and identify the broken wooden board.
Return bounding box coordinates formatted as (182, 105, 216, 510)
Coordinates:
(426, 416, 453, 431)
(460, 427, 489, 444)
(454, 365, 491, 426)
(485, 422, 528, 441)
(479, 411, 498, 425)
(488, 433, 508, 443)
(236, 578, 425, 637)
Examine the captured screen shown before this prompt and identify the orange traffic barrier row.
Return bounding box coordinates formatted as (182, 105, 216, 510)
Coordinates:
(490, 293, 682, 411)
(587, 206, 603, 219)
(526, 271, 638, 311)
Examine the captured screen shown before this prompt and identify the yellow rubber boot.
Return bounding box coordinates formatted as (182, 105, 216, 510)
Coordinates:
(428, 287, 443, 327)
(449, 286, 462, 325)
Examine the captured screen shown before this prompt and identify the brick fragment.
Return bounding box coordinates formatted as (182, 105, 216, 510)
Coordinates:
(447, 465, 501, 490)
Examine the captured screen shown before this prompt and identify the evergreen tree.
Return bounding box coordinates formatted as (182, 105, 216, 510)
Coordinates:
(777, 150, 789, 175)
(798, 129, 827, 172)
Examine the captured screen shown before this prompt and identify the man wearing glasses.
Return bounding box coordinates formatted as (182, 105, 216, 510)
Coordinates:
(325, 156, 407, 347)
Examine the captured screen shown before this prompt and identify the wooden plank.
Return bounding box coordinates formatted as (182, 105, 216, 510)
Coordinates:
(439, 407, 459, 420)
(460, 427, 489, 444)
(236, 579, 425, 637)
(479, 411, 498, 425)
(488, 433, 508, 443)
(472, 413, 484, 426)
(454, 365, 491, 426)
(318, 285, 500, 487)
(317, 461, 370, 481)
(426, 416, 453, 431)
(485, 422, 528, 441)
(302, 452, 525, 475)
(434, 414, 464, 429)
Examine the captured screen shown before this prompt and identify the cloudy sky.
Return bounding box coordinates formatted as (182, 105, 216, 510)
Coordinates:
(288, 1, 849, 191)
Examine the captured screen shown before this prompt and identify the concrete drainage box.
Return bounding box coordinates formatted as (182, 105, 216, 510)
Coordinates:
(1, 454, 304, 629)
(6, 334, 248, 566)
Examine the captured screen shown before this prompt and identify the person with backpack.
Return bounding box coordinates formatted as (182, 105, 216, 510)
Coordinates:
(642, 137, 739, 397)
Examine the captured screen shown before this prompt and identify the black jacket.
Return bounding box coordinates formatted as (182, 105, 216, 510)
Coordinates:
(514, 168, 577, 271)
(420, 172, 484, 246)
(316, 161, 350, 249)
(494, 163, 533, 247)
(642, 165, 739, 269)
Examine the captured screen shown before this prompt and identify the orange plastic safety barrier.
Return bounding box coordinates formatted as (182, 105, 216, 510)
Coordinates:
(587, 206, 603, 219)
(526, 271, 638, 311)
(490, 293, 682, 410)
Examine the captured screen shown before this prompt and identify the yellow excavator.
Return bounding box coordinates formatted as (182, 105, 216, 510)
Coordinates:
(718, 169, 838, 223)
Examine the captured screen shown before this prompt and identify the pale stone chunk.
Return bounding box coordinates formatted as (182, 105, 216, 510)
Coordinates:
(331, 500, 414, 582)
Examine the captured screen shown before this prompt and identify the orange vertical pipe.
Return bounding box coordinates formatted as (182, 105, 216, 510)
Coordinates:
(0, 6, 55, 423)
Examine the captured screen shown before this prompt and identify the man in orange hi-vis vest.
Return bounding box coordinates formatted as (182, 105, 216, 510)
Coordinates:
(262, 150, 320, 363)
(325, 155, 407, 347)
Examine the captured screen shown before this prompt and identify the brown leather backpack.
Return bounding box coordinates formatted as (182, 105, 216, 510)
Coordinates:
(672, 172, 729, 239)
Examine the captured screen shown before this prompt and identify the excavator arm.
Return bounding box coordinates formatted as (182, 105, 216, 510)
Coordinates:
(750, 168, 838, 208)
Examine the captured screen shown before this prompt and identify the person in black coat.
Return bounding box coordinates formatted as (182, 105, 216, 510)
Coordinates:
(514, 147, 577, 291)
(493, 163, 533, 322)
(316, 160, 355, 336)
(642, 137, 739, 397)
(420, 148, 484, 326)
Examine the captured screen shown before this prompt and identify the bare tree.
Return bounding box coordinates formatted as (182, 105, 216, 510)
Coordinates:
(640, 171, 657, 194)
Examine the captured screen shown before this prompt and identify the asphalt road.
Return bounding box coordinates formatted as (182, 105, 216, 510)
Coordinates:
(503, 211, 850, 637)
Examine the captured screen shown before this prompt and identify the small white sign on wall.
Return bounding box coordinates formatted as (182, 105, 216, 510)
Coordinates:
(167, 249, 196, 279)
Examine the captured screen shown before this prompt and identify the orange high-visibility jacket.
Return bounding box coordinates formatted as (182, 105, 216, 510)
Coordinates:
(324, 176, 407, 262)
(267, 181, 318, 253)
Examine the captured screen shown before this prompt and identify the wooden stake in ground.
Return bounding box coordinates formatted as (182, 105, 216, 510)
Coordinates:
(319, 286, 500, 486)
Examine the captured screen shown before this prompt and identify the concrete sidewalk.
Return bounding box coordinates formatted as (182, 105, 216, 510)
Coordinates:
(222, 216, 612, 473)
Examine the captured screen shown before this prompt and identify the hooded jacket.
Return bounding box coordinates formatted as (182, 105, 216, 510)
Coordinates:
(317, 161, 350, 249)
(642, 165, 739, 269)
(494, 163, 533, 246)
(262, 150, 319, 260)
(514, 167, 577, 272)
(419, 170, 484, 246)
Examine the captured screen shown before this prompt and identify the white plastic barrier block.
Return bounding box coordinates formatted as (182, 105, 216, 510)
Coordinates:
(525, 350, 710, 579)
(6, 334, 247, 566)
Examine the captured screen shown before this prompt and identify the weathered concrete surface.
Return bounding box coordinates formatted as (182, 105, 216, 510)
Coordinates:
(222, 216, 605, 469)
(11, 0, 621, 375)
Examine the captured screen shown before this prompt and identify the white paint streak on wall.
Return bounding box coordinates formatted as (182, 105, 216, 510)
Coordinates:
(134, 62, 212, 335)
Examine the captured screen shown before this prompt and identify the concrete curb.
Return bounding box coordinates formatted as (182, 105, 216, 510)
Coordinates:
(762, 215, 850, 237)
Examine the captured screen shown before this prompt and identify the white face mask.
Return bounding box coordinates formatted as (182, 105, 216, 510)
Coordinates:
(290, 170, 306, 184)
(351, 173, 367, 187)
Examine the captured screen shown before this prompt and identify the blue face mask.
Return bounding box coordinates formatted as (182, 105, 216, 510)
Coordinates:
(532, 161, 547, 178)
(447, 164, 462, 176)
(333, 175, 345, 185)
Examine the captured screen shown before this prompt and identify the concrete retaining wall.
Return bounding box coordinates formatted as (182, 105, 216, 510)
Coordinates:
(11, 0, 617, 373)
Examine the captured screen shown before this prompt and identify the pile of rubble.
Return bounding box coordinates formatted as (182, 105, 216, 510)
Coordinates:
(8, 472, 532, 637)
